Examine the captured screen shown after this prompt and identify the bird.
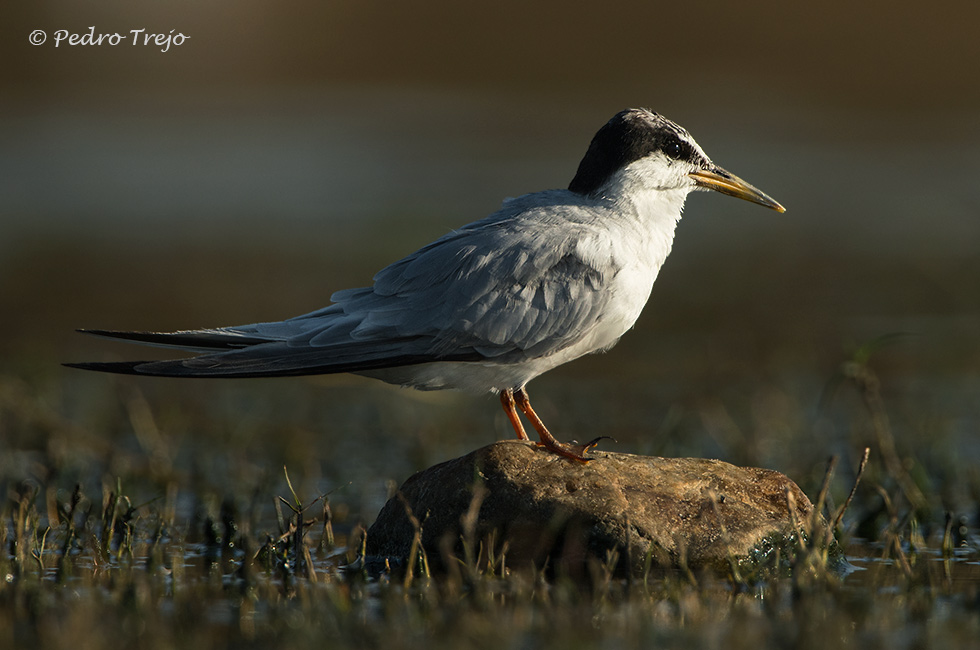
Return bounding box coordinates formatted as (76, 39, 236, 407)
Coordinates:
(67, 108, 785, 462)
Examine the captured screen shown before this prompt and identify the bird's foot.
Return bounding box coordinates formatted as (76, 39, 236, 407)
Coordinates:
(535, 436, 612, 463)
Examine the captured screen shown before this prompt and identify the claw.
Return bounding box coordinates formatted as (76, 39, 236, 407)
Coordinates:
(535, 436, 611, 463)
(505, 387, 612, 463)
(533, 440, 594, 463)
(581, 435, 614, 451)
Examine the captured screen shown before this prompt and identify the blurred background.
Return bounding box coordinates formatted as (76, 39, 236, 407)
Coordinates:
(2, 1, 978, 522)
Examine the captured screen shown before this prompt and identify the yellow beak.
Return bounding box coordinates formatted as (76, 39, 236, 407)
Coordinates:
(689, 166, 785, 213)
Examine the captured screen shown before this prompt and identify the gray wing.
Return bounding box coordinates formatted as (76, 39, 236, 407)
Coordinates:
(69, 194, 618, 377)
(337, 213, 615, 359)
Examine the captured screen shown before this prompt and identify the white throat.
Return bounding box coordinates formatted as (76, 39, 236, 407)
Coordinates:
(596, 157, 691, 258)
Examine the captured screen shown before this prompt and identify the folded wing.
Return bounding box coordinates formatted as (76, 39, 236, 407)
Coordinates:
(69, 195, 618, 379)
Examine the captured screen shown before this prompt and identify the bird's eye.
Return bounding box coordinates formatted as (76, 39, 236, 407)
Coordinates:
(662, 137, 683, 160)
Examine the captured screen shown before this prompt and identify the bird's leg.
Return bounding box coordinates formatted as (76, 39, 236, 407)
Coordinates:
(500, 389, 530, 441)
(512, 387, 603, 463)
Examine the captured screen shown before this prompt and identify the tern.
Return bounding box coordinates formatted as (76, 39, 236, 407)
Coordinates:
(68, 108, 784, 462)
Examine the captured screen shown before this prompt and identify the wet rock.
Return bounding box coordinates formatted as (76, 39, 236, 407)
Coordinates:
(366, 440, 814, 577)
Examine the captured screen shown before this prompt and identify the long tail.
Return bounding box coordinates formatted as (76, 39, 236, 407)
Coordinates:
(73, 328, 271, 351)
(65, 328, 482, 378)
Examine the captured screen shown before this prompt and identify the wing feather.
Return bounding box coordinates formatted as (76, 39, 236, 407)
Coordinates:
(70, 191, 622, 380)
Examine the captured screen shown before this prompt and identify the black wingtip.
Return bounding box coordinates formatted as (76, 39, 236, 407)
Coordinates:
(76, 329, 167, 343)
(74, 329, 163, 345)
(63, 361, 147, 375)
(73, 328, 267, 350)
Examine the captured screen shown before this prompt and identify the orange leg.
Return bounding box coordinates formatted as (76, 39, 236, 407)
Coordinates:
(500, 389, 530, 441)
(511, 387, 605, 463)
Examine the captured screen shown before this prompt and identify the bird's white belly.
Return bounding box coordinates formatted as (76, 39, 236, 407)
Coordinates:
(358, 359, 552, 393)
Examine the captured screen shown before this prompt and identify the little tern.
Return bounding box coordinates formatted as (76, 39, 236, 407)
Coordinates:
(68, 108, 785, 462)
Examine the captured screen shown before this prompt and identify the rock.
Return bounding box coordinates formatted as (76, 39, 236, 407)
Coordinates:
(365, 441, 815, 578)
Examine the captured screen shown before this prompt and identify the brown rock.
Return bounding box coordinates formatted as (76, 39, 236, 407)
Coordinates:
(366, 440, 814, 577)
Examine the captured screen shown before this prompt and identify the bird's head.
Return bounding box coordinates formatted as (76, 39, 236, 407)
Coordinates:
(569, 108, 785, 213)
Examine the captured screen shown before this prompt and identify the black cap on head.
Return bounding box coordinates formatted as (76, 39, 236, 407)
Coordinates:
(569, 109, 703, 196)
